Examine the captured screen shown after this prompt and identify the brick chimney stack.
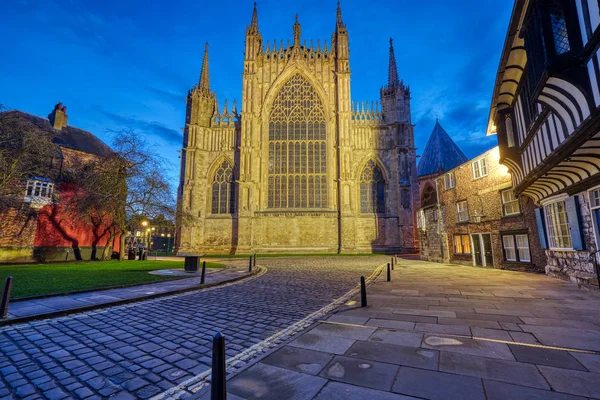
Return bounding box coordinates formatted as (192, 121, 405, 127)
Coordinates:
(48, 102, 68, 130)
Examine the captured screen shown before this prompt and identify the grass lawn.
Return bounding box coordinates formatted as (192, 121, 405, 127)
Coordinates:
(0, 260, 224, 299)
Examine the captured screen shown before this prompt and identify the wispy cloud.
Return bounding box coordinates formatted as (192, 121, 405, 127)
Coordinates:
(99, 109, 182, 145)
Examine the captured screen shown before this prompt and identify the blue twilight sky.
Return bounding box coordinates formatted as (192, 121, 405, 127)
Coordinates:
(0, 0, 510, 182)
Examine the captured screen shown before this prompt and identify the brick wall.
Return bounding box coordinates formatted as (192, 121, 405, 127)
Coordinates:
(419, 147, 547, 272)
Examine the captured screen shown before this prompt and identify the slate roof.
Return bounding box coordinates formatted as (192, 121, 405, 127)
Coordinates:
(417, 120, 468, 177)
(1, 110, 112, 157)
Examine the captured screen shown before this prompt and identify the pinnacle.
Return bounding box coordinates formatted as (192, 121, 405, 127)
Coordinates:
(388, 37, 400, 88)
(198, 42, 210, 93)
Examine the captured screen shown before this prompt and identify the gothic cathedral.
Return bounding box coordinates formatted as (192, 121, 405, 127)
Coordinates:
(176, 3, 419, 254)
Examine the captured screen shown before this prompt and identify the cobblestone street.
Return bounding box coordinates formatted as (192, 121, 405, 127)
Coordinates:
(0, 256, 387, 399)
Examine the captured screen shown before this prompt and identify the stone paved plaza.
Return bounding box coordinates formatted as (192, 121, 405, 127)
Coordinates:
(224, 257, 600, 400)
(0, 257, 387, 399)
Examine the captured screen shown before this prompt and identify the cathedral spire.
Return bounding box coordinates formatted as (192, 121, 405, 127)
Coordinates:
(293, 14, 301, 47)
(388, 38, 400, 88)
(198, 42, 211, 94)
(248, 2, 259, 34)
(336, 1, 344, 28)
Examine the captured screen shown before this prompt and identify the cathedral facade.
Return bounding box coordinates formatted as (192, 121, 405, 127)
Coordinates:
(176, 3, 419, 254)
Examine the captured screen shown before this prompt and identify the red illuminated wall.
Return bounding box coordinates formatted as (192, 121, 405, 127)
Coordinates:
(34, 183, 120, 254)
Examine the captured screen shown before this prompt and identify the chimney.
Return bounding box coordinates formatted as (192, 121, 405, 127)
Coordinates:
(48, 102, 68, 130)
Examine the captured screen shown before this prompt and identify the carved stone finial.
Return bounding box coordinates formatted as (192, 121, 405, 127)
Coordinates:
(293, 14, 301, 47)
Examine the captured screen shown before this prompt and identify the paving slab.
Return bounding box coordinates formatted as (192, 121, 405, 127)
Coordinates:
(318, 355, 399, 391)
(365, 319, 415, 330)
(345, 340, 438, 370)
(508, 344, 587, 370)
(483, 380, 585, 400)
(260, 346, 333, 375)
(368, 329, 423, 347)
(288, 332, 356, 355)
(313, 381, 418, 400)
(308, 323, 376, 341)
(439, 351, 550, 389)
(570, 352, 600, 373)
(228, 363, 327, 400)
(391, 366, 485, 400)
(538, 365, 600, 398)
(422, 335, 515, 360)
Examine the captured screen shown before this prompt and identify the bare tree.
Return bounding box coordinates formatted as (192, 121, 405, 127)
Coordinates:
(0, 104, 57, 208)
(65, 129, 175, 260)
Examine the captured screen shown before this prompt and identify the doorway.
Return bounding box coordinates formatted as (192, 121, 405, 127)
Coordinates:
(471, 233, 493, 267)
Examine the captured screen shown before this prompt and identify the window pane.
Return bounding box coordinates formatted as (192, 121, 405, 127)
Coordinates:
(516, 235, 531, 262)
(503, 235, 516, 261)
(454, 235, 463, 253)
(462, 235, 471, 253)
(268, 74, 327, 209)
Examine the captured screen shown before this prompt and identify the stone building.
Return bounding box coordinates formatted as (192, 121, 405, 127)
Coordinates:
(0, 104, 119, 262)
(176, 3, 419, 254)
(488, 0, 600, 284)
(418, 147, 547, 272)
(416, 120, 468, 258)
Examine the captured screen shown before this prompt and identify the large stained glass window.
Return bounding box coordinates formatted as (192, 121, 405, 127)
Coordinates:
(360, 161, 385, 213)
(268, 74, 327, 208)
(211, 161, 235, 214)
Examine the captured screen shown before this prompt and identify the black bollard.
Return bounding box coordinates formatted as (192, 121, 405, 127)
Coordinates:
(253, 253, 256, 267)
(360, 276, 367, 308)
(391, 257, 395, 270)
(248, 256, 252, 272)
(0, 276, 13, 319)
(211, 332, 226, 400)
(201, 261, 207, 285)
(387, 263, 391, 282)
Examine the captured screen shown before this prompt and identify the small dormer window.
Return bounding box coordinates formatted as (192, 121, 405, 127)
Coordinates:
(24, 178, 54, 206)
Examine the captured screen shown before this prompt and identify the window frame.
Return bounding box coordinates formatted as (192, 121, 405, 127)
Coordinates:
(501, 189, 521, 216)
(472, 157, 488, 180)
(543, 200, 573, 250)
(444, 172, 456, 190)
(456, 200, 469, 222)
(24, 179, 54, 205)
(501, 233, 532, 263)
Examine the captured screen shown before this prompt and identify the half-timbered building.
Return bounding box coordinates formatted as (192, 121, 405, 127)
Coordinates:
(488, 0, 600, 284)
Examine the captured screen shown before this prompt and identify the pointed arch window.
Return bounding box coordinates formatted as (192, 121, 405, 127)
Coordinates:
(268, 74, 327, 208)
(211, 161, 235, 214)
(360, 161, 385, 213)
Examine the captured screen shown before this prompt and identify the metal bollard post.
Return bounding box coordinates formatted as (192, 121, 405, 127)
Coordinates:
(387, 263, 391, 282)
(211, 332, 226, 400)
(201, 261, 207, 285)
(253, 253, 256, 267)
(1, 277, 13, 319)
(360, 276, 367, 308)
(391, 257, 394, 270)
(249, 256, 252, 272)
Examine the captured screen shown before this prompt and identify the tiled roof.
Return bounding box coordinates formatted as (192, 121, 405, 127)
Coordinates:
(2, 110, 112, 157)
(417, 120, 468, 177)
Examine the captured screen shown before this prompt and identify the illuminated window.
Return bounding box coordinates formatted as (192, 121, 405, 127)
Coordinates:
(360, 161, 385, 213)
(457, 200, 469, 222)
(268, 74, 327, 208)
(501, 189, 520, 216)
(211, 161, 235, 214)
(454, 234, 471, 254)
(544, 201, 572, 249)
(472, 157, 488, 180)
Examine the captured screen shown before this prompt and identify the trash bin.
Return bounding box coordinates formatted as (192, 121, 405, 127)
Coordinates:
(184, 256, 200, 272)
(128, 247, 136, 260)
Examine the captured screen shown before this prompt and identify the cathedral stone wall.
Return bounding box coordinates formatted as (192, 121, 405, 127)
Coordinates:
(176, 4, 419, 254)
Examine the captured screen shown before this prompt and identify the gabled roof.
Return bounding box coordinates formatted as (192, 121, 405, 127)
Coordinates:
(417, 120, 468, 177)
(1, 110, 112, 157)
